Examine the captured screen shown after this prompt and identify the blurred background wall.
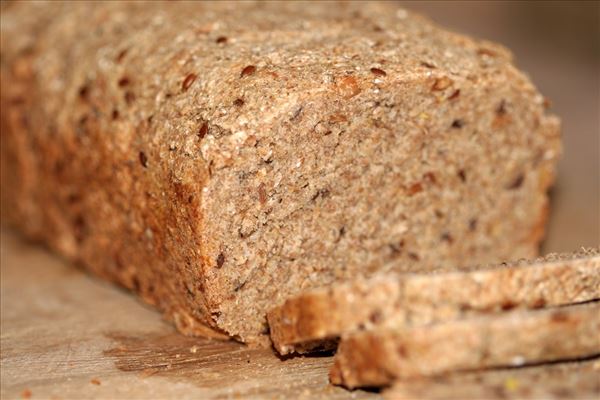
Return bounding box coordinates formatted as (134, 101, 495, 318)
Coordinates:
(402, 1, 599, 252)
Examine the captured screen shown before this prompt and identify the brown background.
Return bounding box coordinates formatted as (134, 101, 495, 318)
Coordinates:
(1, 2, 598, 399)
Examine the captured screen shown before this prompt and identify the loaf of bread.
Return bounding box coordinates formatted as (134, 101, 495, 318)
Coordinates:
(384, 359, 600, 400)
(330, 302, 600, 388)
(0, 1, 560, 342)
(268, 249, 599, 354)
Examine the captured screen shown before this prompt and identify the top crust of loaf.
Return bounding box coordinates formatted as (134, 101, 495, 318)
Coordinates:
(268, 249, 600, 354)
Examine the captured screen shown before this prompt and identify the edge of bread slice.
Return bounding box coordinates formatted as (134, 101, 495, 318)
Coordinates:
(384, 358, 600, 400)
(268, 249, 600, 354)
(330, 301, 600, 388)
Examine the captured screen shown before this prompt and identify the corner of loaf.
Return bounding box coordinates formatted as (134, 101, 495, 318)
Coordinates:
(0, 1, 561, 344)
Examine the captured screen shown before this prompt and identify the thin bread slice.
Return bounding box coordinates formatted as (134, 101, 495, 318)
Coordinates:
(384, 359, 600, 400)
(268, 249, 600, 354)
(329, 301, 600, 388)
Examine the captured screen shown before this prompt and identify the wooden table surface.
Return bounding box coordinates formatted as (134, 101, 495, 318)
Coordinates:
(0, 229, 378, 400)
(1, 3, 598, 400)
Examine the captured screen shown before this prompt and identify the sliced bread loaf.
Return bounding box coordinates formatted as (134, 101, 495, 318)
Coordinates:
(384, 359, 600, 400)
(330, 302, 600, 388)
(268, 249, 599, 354)
(0, 1, 560, 343)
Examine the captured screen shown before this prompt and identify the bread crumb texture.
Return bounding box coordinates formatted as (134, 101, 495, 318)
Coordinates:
(0, 1, 560, 342)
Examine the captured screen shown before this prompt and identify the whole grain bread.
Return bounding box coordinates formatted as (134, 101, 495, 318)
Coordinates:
(384, 359, 600, 400)
(0, 1, 560, 343)
(330, 302, 600, 388)
(268, 249, 599, 354)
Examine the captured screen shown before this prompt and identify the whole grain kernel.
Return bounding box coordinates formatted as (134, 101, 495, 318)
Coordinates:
(111, 109, 120, 120)
(407, 182, 423, 196)
(216, 36, 228, 44)
(408, 252, 420, 261)
(451, 119, 464, 129)
(507, 173, 524, 190)
(431, 76, 453, 91)
(477, 47, 497, 57)
(469, 218, 478, 231)
(457, 169, 467, 182)
(240, 65, 256, 77)
(258, 183, 267, 205)
(216, 253, 225, 268)
(124, 91, 135, 104)
(139, 151, 148, 168)
(496, 100, 507, 116)
(78, 85, 89, 100)
(118, 77, 130, 87)
(423, 172, 437, 184)
(440, 232, 454, 244)
(370, 67, 387, 77)
(116, 48, 128, 63)
(198, 122, 208, 139)
(182, 73, 197, 91)
(532, 298, 546, 309)
(501, 300, 517, 311)
(233, 98, 244, 107)
(448, 89, 460, 100)
(338, 75, 361, 98)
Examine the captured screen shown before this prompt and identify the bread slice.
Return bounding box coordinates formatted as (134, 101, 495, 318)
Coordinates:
(268, 249, 599, 354)
(384, 359, 600, 400)
(330, 302, 600, 388)
(0, 2, 560, 343)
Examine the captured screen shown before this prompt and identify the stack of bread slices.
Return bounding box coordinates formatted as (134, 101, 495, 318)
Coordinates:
(267, 249, 600, 398)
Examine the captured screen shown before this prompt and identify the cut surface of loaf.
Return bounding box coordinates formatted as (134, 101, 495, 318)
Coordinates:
(0, 1, 560, 342)
(384, 359, 600, 400)
(330, 301, 600, 388)
(268, 249, 600, 354)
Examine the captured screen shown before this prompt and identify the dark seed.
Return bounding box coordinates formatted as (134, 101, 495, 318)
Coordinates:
(139, 151, 148, 168)
(240, 65, 256, 77)
(78, 85, 89, 100)
(501, 300, 517, 310)
(118, 77, 130, 87)
(216, 253, 225, 268)
(451, 119, 464, 129)
(469, 218, 478, 231)
(182, 73, 197, 91)
(458, 169, 467, 182)
(124, 91, 135, 104)
(370, 67, 387, 77)
(116, 49, 128, 63)
(507, 174, 524, 190)
(233, 98, 244, 107)
(496, 100, 507, 116)
(440, 232, 454, 244)
(216, 36, 228, 44)
(448, 89, 460, 100)
(198, 122, 209, 139)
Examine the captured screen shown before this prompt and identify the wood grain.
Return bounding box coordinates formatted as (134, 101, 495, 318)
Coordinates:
(0, 230, 379, 399)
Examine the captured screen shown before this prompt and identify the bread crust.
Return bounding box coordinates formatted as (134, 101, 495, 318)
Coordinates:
(330, 302, 600, 388)
(268, 250, 599, 354)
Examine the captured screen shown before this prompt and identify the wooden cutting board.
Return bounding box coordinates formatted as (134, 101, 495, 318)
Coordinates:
(0, 229, 378, 399)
